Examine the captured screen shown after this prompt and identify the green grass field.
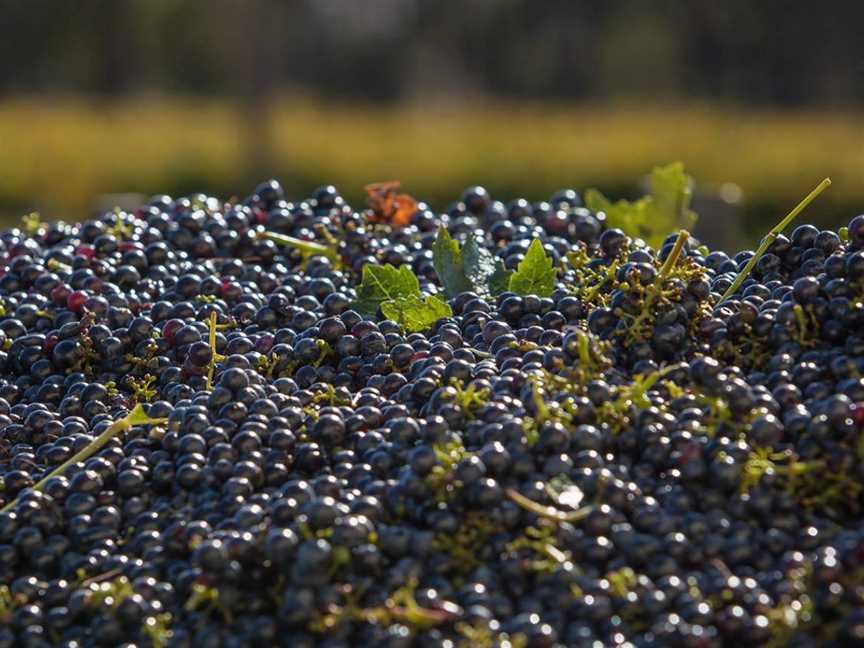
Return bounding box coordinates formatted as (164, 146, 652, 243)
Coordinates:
(1, 97, 862, 240)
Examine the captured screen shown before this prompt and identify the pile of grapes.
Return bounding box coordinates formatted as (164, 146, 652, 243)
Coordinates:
(1, 167, 863, 648)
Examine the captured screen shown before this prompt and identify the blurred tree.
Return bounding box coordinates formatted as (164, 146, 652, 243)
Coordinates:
(597, 1, 685, 99)
(92, 0, 131, 95)
(220, 0, 281, 181)
(1, 0, 863, 105)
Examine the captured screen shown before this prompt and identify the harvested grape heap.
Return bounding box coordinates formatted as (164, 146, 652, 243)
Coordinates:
(1, 164, 863, 648)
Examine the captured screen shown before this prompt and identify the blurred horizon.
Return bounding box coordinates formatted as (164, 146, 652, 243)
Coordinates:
(2, 0, 863, 247)
(5, 1, 863, 105)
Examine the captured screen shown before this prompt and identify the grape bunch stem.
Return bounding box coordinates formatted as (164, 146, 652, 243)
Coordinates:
(720, 178, 831, 303)
(1, 404, 167, 513)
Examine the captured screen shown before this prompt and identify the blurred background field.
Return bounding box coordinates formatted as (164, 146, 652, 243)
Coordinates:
(2, 0, 864, 247)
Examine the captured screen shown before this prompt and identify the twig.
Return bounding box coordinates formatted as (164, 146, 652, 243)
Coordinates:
(1, 405, 166, 513)
(506, 488, 592, 523)
(720, 178, 831, 302)
(658, 229, 690, 279)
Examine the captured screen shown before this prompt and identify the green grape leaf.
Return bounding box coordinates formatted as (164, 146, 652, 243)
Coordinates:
(508, 239, 556, 297)
(582, 188, 611, 216)
(462, 236, 498, 295)
(649, 162, 695, 221)
(488, 259, 513, 296)
(584, 162, 697, 248)
(432, 226, 473, 297)
(353, 263, 421, 316)
(381, 294, 453, 332)
(584, 189, 649, 241)
(646, 162, 697, 238)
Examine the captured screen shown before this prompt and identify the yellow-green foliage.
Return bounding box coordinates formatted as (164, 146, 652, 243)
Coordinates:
(1, 98, 863, 225)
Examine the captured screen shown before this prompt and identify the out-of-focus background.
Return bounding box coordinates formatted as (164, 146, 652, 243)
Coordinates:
(1, 0, 863, 247)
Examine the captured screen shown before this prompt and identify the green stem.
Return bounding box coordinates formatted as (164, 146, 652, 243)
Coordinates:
(658, 229, 690, 279)
(793, 304, 809, 342)
(1, 404, 166, 513)
(506, 488, 592, 523)
(577, 330, 591, 368)
(720, 178, 831, 302)
(536, 541, 570, 565)
(624, 230, 689, 344)
(637, 363, 678, 393)
(259, 231, 340, 265)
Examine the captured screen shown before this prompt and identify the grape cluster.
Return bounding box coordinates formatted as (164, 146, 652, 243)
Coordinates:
(0, 179, 863, 647)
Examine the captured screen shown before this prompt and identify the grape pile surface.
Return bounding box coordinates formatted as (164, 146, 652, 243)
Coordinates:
(1, 179, 864, 647)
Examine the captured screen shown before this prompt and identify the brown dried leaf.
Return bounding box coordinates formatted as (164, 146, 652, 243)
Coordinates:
(365, 180, 417, 229)
(392, 193, 418, 228)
